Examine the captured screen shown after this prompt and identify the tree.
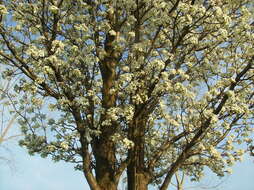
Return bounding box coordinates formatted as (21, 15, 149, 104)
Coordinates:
(0, 114, 18, 168)
(0, 78, 19, 169)
(0, 0, 254, 189)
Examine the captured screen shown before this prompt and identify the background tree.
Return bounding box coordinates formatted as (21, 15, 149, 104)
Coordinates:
(0, 114, 18, 169)
(0, 0, 254, 190)
(170, 170, 229, 190)
(0, 77, 19, 169)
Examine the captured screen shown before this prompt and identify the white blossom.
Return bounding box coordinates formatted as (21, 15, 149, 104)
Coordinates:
(49, 5, 59, 14)
(109, 30, 117, 36)
(1, 0, 254, 188)
(60, 142, 69, 150)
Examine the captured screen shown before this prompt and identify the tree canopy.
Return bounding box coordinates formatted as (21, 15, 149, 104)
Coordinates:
(0, 0, 254, 190)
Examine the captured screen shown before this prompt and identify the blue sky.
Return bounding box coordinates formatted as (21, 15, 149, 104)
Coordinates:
(0, 141, 87, 190)
(1, 137, 254, 190)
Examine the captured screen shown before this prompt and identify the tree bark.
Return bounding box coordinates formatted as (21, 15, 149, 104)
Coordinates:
(127, 118, 150, 190)
(93, 137, 117, 190)
(127, 170, 149, 190)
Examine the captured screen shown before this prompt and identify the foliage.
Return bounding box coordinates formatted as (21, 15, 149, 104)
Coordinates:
(0, 0, 254, 189)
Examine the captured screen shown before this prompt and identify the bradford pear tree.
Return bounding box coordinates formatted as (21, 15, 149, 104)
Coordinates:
(0, 0, 254, 190)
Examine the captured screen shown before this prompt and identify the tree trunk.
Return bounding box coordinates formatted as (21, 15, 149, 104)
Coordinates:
(93, 137, 117, 190)
(127, 166, 149, 190)
(94, 30, 119, 190)
(127, 118, 150, 190)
